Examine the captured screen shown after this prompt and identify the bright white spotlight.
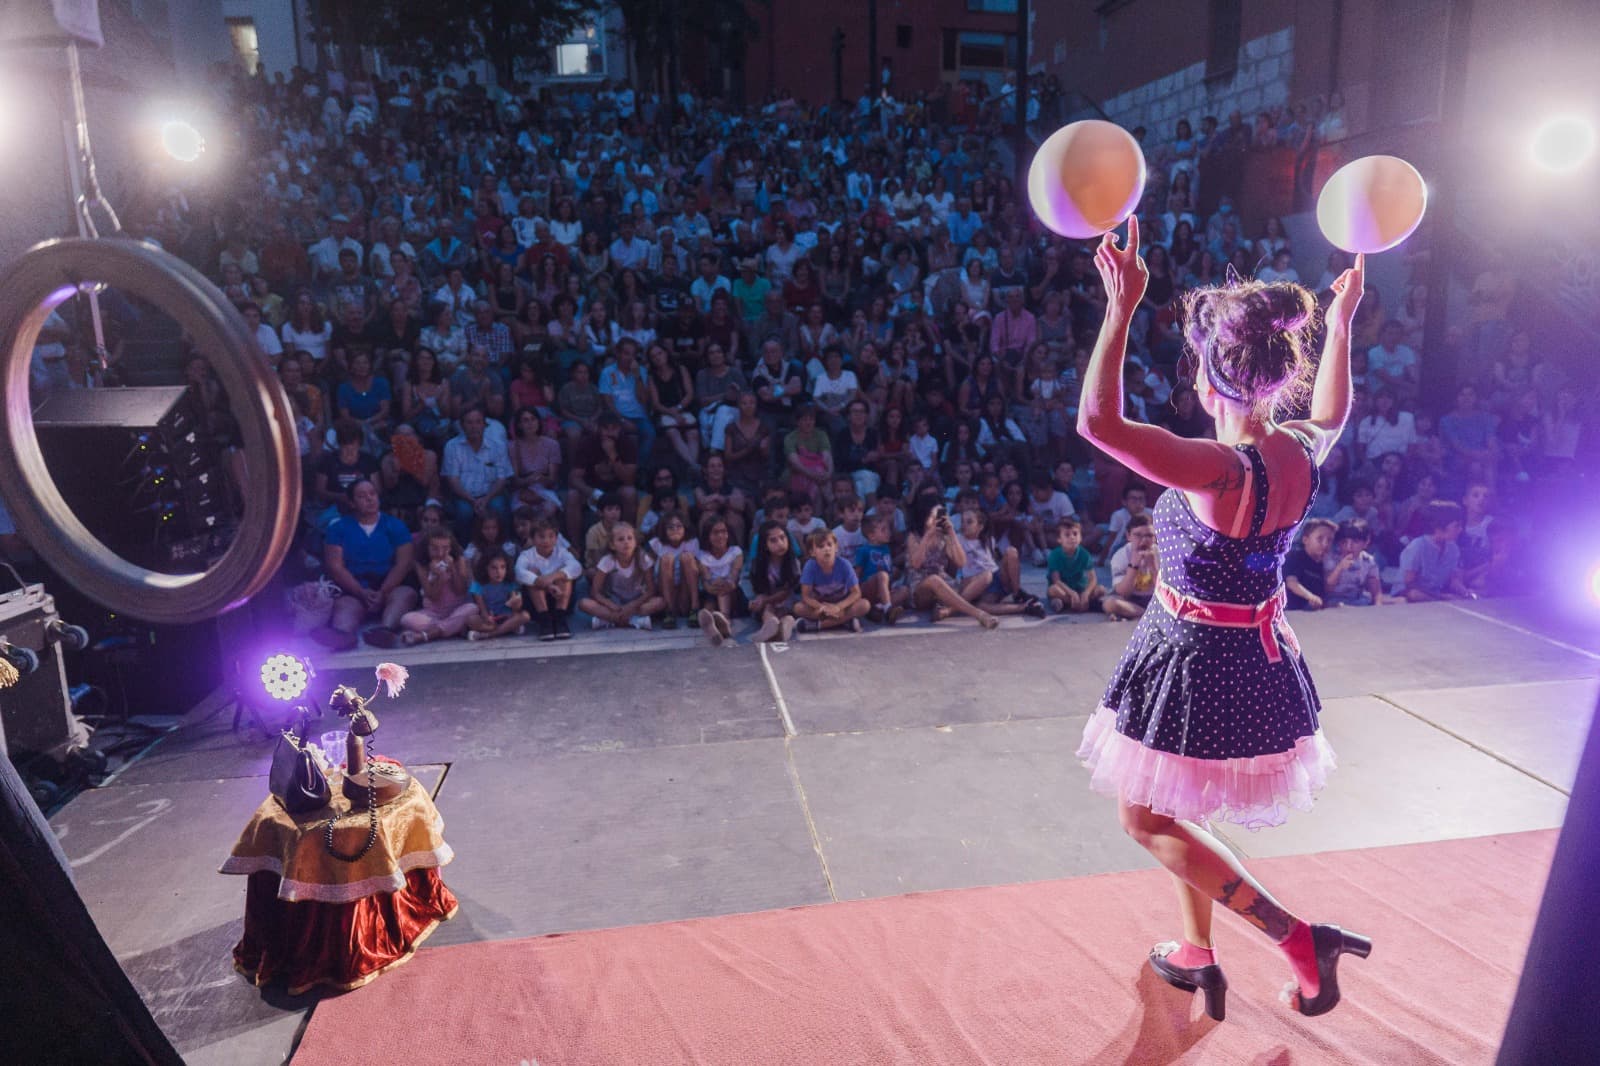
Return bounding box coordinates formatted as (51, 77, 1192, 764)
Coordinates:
(1531, 116, 1596, 173)
(160, 120, 205, 163)
(260, 653, 311, 702)
(1588, 562, 1600, 608)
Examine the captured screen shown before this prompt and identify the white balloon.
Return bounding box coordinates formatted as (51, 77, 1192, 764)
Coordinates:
(1028, 120, 1147, 239)
(1316, 155, 1427, 254)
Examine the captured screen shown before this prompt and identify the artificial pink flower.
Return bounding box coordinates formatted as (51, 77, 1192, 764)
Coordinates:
(375, 662, 409, 698)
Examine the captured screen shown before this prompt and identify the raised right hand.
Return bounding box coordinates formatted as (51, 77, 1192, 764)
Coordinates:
(1326, 252, 1365, 330)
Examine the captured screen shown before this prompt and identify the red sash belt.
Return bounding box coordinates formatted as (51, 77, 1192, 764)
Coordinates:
(1155, 581, 1301, 664)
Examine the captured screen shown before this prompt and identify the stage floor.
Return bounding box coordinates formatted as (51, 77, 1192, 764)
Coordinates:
(46, 598, 1598, 1064)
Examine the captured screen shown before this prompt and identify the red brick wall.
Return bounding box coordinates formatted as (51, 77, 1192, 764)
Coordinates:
(744, 0, 1018, 105)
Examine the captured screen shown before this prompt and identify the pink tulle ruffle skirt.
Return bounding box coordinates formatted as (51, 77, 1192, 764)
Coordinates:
(1077, 705, 1337, 830)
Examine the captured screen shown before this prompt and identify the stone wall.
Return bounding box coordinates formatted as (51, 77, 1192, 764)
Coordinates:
(1098, 27, 1295, 148)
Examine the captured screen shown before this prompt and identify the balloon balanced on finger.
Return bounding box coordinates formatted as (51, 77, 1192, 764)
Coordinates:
(1028, 120, 1147, 239)
(1316, 155, 1428, 254)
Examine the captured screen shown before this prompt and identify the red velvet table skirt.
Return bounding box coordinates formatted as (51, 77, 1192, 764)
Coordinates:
(234, 866, 458, 996)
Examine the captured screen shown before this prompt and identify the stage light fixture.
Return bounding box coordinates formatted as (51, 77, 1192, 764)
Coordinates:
(260, 653, 311, 702)
(159, 120, 205, 163)
(1531, 116, 1595, 173)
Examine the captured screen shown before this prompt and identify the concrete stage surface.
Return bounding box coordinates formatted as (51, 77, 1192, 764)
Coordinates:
(46, 598, 1598, 1064)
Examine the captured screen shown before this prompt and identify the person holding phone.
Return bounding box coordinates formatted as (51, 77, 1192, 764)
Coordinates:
(1075, 217, 1371, 1021)
(903, 491, 997, 628)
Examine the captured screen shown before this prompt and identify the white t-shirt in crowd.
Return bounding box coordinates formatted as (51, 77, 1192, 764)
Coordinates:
(1356, 411, 1417, 459)
(694, 545, 743, 582)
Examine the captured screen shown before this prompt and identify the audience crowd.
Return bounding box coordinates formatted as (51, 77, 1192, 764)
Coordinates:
(20, 62, 1586, 649)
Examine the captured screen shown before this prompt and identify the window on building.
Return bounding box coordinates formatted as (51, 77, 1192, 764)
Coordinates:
(554, 23, 605, 77)
(225, 16, 260, 76)
(1206, 0, 1242, 80)
(950, 31, 1016, 71)
(967, 0, 1019, 12)
(896, 24, 913, 49)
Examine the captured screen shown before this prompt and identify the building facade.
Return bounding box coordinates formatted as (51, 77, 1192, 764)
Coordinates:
(742, 0, 1025, 105)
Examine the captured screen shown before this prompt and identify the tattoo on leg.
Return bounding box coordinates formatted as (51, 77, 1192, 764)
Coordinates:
(1218, 876, 1294, 941)
(1244, 897, 1295, 942)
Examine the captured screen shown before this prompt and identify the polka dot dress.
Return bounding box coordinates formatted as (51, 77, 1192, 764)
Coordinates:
(1077, 433, 1337, 828)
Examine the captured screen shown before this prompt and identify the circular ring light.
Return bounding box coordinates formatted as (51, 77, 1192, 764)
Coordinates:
(0, 238, 300, 623)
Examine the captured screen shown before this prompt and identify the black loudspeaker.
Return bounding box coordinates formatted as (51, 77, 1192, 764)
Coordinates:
(0, 583, 79, 765)
(34, 386, 233, 574)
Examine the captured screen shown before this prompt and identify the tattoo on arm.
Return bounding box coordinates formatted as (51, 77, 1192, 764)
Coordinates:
(1203, 462, 1246, 493)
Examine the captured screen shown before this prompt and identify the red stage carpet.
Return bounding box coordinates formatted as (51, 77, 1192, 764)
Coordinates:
(293, 830, 1552, 1065)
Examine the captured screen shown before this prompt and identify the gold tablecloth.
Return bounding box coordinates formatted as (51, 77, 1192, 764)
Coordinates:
(220, 773, 453, 903)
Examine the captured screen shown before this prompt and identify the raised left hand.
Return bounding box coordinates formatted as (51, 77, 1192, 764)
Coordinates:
(1093, 215, 1148, 319)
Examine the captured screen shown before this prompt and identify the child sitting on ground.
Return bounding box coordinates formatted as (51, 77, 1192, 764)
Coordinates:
(750, 490, 799, 561)
(1103, 513, 1157, 620)
(652, 512, 701, 629)
(795, 529, 873, 633)
(866, 492, 907, 547)
(956, 508, 1045, 618)
(411, 502, 448, 557)
(787, 493, 827, 548)
(749, 518, 802, 643)
(695, 516, 743, 646)
(578, 521, 667, 630)
(463, 512, 518, 566)
(1285, 517, 1336, 610)
(400, 530, 477, 644)
(583, 493, 626, 583)
(1024, 471, 1077, 567)
(1398, 500, 1471, 601)
(832, 495, 868, 559)
(1324, 519, 1387, 606)
(853, 513, 906, 624)
(466, 551, 531, 640)
(639, 466, 690, 539)
(514, 518, 581, 641)
(944, 459, 977, 503)
(1046, 517, 1101, 613)
(1331, 479, 1382, 530)
(1099, 484, 1149, 565)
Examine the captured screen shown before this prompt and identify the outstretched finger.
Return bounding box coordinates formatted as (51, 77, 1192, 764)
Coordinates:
(1125, 214, 1140, 254)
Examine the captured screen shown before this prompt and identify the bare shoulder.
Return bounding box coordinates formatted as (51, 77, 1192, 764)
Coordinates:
(1279, 419, 1339, 463)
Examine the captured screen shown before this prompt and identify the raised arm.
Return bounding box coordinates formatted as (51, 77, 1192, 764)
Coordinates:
(1076, 216, 1242, 493)
(1285, 253, 1365, 463)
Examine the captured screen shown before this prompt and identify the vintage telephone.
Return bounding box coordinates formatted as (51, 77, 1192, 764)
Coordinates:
(328, 664, 412, 809)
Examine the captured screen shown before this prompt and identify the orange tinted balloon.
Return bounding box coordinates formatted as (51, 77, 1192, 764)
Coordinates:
(1316, 155, 1428, 254)
(1028, 120, 1147, 239)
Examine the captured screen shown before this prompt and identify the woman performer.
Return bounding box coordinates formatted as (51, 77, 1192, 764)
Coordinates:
(1075, 217, 1371, 1021)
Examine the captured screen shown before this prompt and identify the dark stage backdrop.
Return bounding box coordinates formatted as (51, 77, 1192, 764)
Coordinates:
(1497, 688, 1600, 1064)
(0, 750, 182, 1064)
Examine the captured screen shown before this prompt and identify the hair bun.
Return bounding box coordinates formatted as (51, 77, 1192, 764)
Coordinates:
(1243, 284, 1316, 338)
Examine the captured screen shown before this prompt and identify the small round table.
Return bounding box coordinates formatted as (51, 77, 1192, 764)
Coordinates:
(220, 771, 457, 995)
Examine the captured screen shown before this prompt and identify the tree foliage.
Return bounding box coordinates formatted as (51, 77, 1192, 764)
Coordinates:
(309, 0, 594, 86)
